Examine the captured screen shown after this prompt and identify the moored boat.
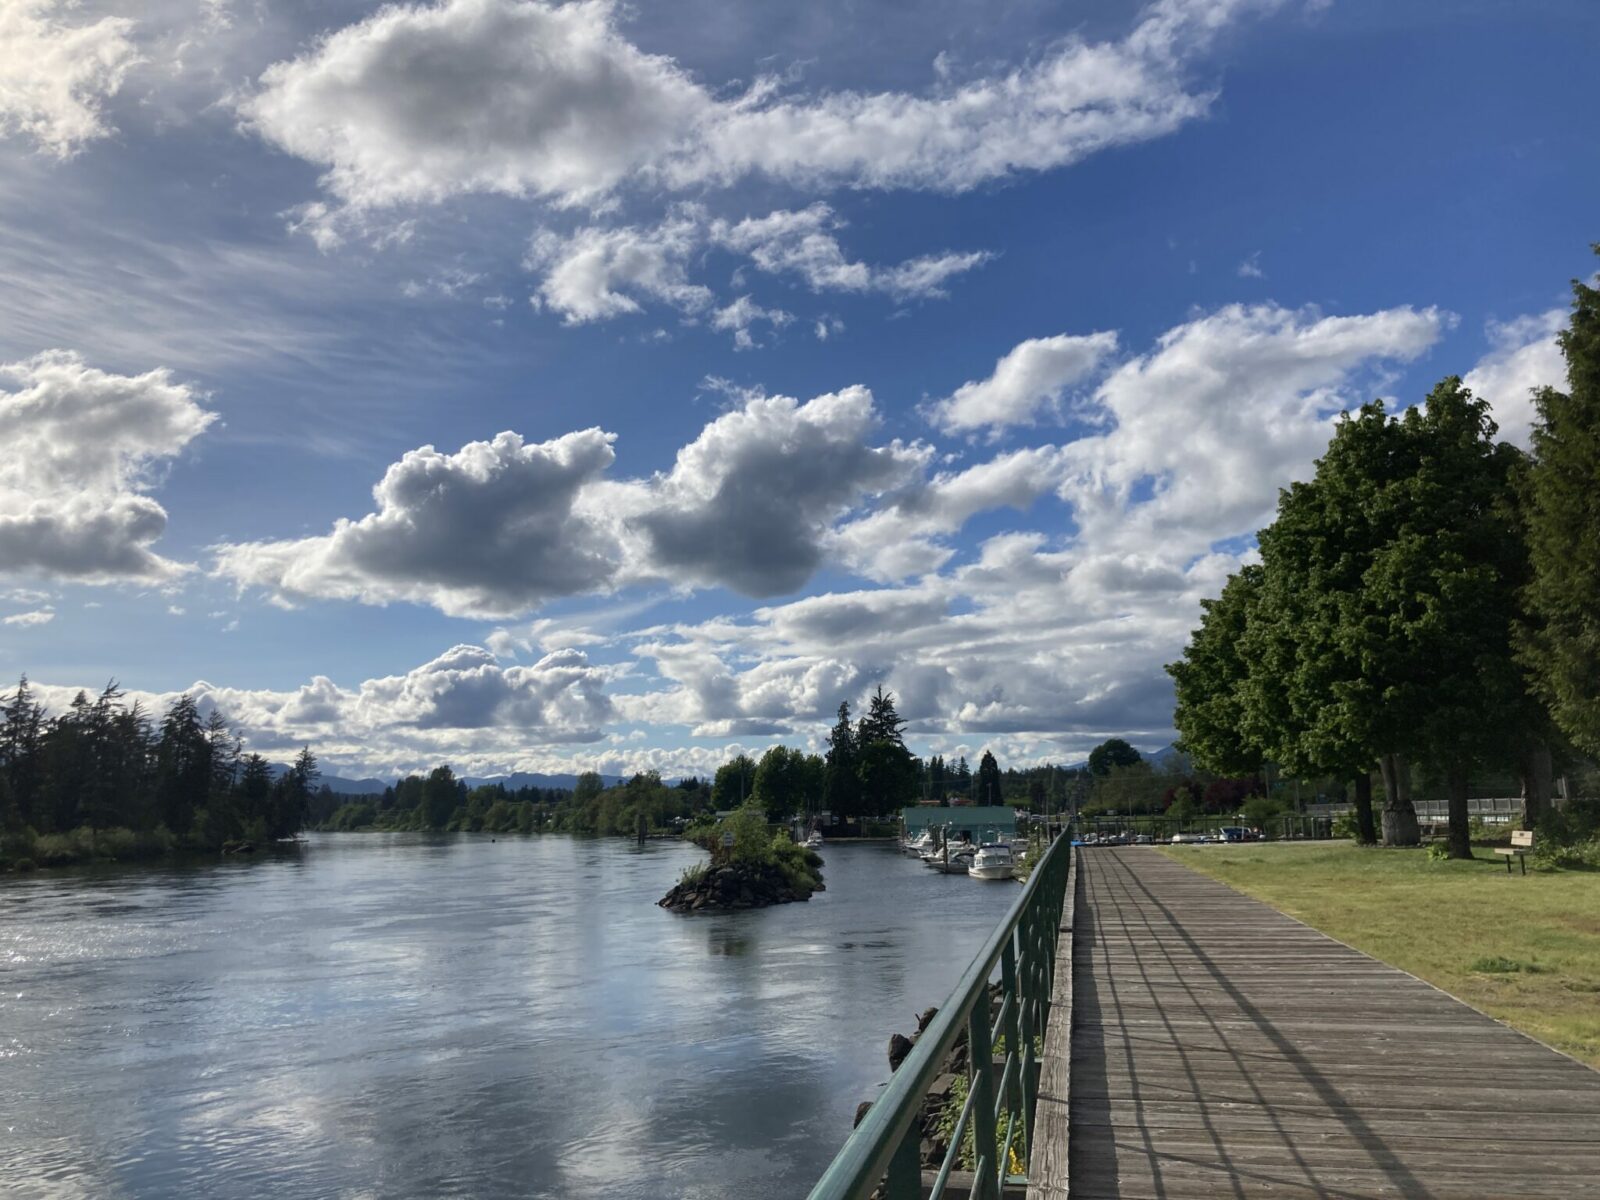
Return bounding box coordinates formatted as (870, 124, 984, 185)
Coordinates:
(967, 843, 1016, 880)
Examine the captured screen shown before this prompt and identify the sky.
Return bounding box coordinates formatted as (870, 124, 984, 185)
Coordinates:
(0, 0, 1594, 782)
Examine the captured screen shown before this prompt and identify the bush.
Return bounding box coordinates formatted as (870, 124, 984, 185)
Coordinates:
(1332, 809, 1361, 840)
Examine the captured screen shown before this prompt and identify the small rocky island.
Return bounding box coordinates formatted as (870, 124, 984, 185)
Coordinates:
(659, 801, 824, 913)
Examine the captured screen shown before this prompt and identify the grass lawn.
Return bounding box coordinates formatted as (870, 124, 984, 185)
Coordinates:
(1158, 841, 1600, 1069)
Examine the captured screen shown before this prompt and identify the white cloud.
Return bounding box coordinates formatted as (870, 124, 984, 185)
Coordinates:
(1236, 251, 1263, 278)
(0, 350, 215, 583)
(0, 0, 139, 157)
(929, 332, 1119, 435)
(709, 295, 792, 350)
(214, 386, 926, 613)
(242, 0, 709, 210)
(711, 204, 989, 299)
(615, 386, 928, 595)
(245, 0, 1279, 211)
(213, 428, 621, 619)
(527, 210, 711, 323)
(1463, 308, 1566, 449)
(1060, 302, 1449, 556)
(29, 641, 618, 779)
(3, 608, 54, 627)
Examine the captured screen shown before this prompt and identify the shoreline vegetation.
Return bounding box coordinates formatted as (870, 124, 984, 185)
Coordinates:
(1, 678, 316, 873)
(660, 800, 825, 911)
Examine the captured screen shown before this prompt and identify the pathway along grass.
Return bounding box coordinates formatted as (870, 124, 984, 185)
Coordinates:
(1159, 841, 1600, 1068)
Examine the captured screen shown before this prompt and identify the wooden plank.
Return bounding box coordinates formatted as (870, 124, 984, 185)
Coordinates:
(1024, 846, 1600, 1199)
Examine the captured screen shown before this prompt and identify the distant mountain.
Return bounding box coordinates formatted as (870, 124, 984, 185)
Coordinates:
(1147, 743, 1192, 771)
(320, 775, 389, 795)
(461, 771, 620, 792)
(274, 764, 627, 795)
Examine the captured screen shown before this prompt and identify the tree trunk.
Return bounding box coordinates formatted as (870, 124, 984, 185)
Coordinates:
(1520, 740, 1553, 830)
(1351, 771, 1378, 846)
(1445, 765, 1472, 860)
(1378, 753, 1420, 846)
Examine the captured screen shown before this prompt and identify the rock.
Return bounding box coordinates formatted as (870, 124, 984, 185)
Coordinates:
(888, 1033, 914, 1071)
(854, 1101, 873, 1128)
(916, 1006, 938, 1034)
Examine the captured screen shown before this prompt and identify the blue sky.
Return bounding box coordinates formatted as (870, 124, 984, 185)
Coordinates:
(0, 0, 1594, 780)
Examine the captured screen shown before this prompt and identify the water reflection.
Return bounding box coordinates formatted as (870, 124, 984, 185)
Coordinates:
(0, 834, 1018, 1199)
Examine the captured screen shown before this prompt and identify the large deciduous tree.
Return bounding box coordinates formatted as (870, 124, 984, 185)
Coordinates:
(1087, 738, 1141, 777)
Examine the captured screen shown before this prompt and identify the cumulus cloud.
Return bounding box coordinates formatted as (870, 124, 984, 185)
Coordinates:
(619, 387, 928, 595)
(3, 608, 54, 627)
(0, 0, 139, 156)
(711, 204, 989, 299)
(527, 210, 711, 323)
(928, 332, 1119, 435)
(30, 641, 617, 779)
(0, 351, 215, 583)
(214, 386, 925, 613)
(619, 301, 1452, 760)
(245, 0, 1279, 211)
(1060, 302, 1448, 555)
(1463, 308, 1567, 449)
(213, 428, 620, 619)
(242, 0, 709, 210)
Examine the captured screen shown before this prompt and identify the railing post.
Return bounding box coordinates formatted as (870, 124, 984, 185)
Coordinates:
(1000, 934, 1025, 1170)
(883, 1123, 921, 1200)
(968, 1000, 1000, 1199)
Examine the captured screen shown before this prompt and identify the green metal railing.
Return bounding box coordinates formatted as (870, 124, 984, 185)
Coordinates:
(807, 829, 1073, 1200)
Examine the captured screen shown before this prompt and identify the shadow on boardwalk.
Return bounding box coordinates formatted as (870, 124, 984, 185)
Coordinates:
(1060, 847, 1600, 1200)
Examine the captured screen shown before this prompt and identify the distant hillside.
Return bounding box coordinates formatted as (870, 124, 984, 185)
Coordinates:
(1146, 743, 1192, 771)
(279, 766, 623, 795)
(461, 772, 620, 792)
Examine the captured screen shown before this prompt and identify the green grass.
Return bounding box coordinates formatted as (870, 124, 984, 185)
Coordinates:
(1158, 841, 1600, 1068)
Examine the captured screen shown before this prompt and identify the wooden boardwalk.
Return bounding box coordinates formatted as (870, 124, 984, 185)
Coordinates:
(1033, 846, 1600, 1199)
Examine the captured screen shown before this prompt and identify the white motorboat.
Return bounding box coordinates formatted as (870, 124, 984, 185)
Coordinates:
(803, 830, 824, 849)
(903, 830, 938, 856)
(927, 847, 977, 874)
(967, 843, 1016, 880)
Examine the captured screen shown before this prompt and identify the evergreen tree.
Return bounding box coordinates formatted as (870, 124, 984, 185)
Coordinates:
(156, 695, 210, 836)
(855, 688, 917, 817)
(976, 750, 1002, 805)
(0, 676, 44, 830)
(1519, 250, 1600, 759)
(954, 756, 972, 795)
(823, 701, 861, 819)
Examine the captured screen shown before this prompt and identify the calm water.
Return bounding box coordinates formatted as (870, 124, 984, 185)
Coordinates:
(0, 834, 1020, 1199)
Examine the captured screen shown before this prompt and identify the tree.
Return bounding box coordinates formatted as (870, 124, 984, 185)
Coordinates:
(752, 745, 820, 821)
(1087, 739, 1141, 777)
(823, 702, 861, 819)
(1, 676, 45, 830)
(422, 764, 458, 830)
(1519, 250, 1600, 760)
(857, 685, 908, 748)
(1169, 567, 1267, 778)
(712, 754, 757, 810)
(855, 689, 917, 818)
(976, 750, 1002, 805)
(954, 756, 972, 796)
(156, 695, 209, 836)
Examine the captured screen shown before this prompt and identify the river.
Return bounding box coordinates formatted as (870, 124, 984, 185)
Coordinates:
(0, 833, 1021, 1199)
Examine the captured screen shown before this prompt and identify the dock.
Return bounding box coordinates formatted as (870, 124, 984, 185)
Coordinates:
(1032, 846, 1600, 1199)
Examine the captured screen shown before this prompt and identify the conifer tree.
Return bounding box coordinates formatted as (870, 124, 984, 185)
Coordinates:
(1519, 250, 1600, 758)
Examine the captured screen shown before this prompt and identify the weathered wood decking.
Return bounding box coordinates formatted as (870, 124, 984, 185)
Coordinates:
(1031, 846, 1600, 1199)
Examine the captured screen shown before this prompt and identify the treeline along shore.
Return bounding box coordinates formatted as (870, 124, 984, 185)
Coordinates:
(0, 678, 315, 870)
